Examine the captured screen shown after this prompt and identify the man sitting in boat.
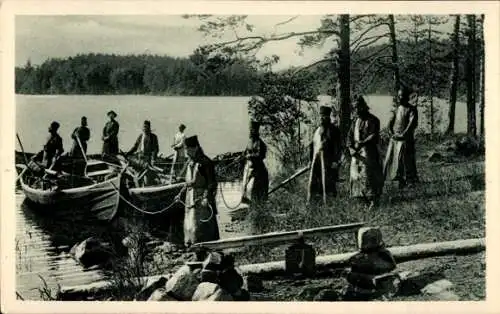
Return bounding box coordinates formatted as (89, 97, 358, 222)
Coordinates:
(31, 121, 64, 172)
(125, 120, 160, 186)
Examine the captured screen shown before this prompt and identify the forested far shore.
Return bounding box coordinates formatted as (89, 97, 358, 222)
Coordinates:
(16, 37, 476, 98)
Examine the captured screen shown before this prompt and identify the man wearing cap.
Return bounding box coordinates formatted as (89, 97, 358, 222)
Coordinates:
(33, 121, 64, 170)
(383, 86, 419, 188)
(347, 96, 384, 209)
(70, 116, 90, 158)
(102, 110, 120, 158)
(176, 135, 220, 247)
(170, 124, 187, 178)
(307, 105, 342, 206)
(126, 120, 160, 186)
(241, 120, 269, 208)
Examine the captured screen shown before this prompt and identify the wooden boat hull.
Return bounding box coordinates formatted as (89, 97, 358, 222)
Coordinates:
(126, 182, 186, 214)
(18, 169, 121, 222)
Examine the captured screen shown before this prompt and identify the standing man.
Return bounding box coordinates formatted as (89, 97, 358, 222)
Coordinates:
(171, 124, 187, 178)
(177, 135, 220, 248)
(32, 121, 64, 170)
(347, 96, 384, 209)
(241, 120, 269, 208)
(126, 120, 159, 186)
(102, 110, 119, 160)
(383, 86, 419, 188)
(70, 116, 90, 157)
(307, 106, 342, 206)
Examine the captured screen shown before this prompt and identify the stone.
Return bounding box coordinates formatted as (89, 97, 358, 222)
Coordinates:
(134, 276, 168, 301)
(147, 288, 178, 301)
(421, 279, 453, 295)
(313, 289, 340, 301)
(70, 237, 112, 268)
(207, 288, 233, 301)
(285, 241, 316, 276)
(202, 252, 224, 271)
(218, 267, 244, 294)
(200, 269, 219, 284)
(192, 282, 220, 301)
(243, 275, 263, 292)
(165, 264, 201, 301)
(192, 283, 234, 301)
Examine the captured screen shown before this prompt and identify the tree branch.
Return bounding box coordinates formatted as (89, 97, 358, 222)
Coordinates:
(352, 33, 391, 55)
(292, 58, 336, 76)
(352, 44, 391, 66)
(350, 21, 389, 47)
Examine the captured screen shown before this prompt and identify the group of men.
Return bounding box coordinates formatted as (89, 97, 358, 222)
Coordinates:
(307, 85, 419, 209)
(32, 84, 419, 247)
(35, 110, 189, 178)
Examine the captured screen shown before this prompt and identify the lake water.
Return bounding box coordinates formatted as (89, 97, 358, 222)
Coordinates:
(14, 94, 472, 300)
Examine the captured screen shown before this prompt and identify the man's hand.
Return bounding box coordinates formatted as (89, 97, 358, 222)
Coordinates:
(331, 162, 338, 169)
(200, 198, 208, 207)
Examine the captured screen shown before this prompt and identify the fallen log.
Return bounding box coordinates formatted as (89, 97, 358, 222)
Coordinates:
(57, 238, 485, 300)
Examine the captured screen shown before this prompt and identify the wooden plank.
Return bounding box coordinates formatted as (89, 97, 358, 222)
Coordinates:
(190, 222, 365, 251)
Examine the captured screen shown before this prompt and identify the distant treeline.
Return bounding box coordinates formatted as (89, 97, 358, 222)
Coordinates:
(15, 37, 473, 98)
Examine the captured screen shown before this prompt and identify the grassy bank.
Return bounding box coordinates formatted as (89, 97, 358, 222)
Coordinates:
(233, 133, 485, 266)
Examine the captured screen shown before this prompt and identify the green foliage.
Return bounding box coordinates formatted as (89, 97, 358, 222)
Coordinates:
(15, 53, 260, 96)
(248, 69, 320, 170)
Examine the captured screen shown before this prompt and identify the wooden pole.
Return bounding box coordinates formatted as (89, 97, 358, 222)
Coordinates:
(320, 150, 327, 205)
(268, 165, 310, 195)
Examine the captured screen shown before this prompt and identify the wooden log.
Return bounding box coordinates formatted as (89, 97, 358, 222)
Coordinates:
(189, 222, 365, 251)
(268, 165, 310, 195)
(57, 238, 485, 300)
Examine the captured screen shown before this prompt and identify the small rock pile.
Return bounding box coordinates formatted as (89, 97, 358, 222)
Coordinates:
(137, 251, 262, 301)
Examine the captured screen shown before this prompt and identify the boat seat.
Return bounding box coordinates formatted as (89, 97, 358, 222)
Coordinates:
(87, 169, 114, 177)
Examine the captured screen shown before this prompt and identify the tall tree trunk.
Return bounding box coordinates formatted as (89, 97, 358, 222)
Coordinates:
(446, 15, 460, 135)
(479, 14, 485, 137)
(466, 14, 477, 136)
(388, 15, 400, 107)
(338, 14, 351, 141)
(428, 22, 434, 137)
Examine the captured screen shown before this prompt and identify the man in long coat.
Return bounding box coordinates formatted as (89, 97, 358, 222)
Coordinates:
(241, 120, 269, 208)
(307, 105, 342, 206)
(70, 116, 90, 157)
(179, 135, 220, 248)
(347, 96, 384, 209)
(126, 120, 160, 186)
(102, 110, 119, 159)
(383, 86, 419, 188)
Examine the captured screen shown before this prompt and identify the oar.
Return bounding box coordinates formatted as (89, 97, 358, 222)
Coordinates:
(268, 165, 310, 195)
(75, 136, 88, 163)
(16, 133, 31, 166)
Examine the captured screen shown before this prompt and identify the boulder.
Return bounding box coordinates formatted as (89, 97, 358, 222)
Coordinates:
(192, 283, 234, 301)
(243, 275, 264, 292)
(165, 264, 201, 301)
(70, 237, 112, 268)
(218, 267, 244, 294)
(134, 276, 168, 301)
(147, 288, 178, 301)
(202, 252, 224, 271)
(192, 282, 219, 301)
(421, 279, 459, 301)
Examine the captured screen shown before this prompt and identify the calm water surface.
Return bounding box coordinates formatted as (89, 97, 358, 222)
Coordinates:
(14, 94, 471, 300)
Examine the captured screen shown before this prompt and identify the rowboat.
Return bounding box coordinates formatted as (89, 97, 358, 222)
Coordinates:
(16, 156, 124, 222)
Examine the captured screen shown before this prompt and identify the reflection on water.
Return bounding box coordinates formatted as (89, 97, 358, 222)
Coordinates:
(16, 182, 245, 300)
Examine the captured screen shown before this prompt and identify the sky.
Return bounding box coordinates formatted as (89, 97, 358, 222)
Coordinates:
(15, 15, 453, 70)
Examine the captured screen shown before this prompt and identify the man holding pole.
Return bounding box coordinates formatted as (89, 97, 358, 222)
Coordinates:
(70, 116, 90, 158)
(307, 106, 342, 206)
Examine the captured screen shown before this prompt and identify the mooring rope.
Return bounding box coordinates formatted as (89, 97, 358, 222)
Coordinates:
(109, 181, 214, 223)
